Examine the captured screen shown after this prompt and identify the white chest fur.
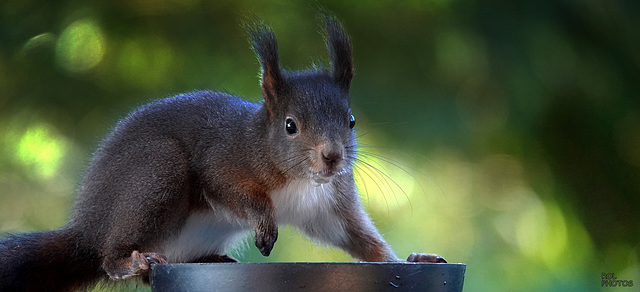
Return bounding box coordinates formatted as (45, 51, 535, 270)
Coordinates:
(271, 179, 348, 246)
(161, 179, 349, 262)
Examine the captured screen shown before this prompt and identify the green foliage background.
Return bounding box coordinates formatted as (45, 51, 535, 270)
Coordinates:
(1, 0, 638, 291)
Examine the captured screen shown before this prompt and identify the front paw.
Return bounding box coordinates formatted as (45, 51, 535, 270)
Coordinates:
(407, 252, 447, 263)
(255, 227, 278, 257)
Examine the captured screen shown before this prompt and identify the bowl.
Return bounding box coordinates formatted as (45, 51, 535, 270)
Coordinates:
(150, 262, 466, 292)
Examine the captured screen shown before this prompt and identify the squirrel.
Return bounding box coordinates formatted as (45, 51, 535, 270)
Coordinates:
(0, 13, 446, 291)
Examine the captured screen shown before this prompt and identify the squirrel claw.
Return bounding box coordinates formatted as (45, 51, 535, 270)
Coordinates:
(255, 229, 278, 257)
(106, 250, 168, 281)
(406, 252, 447, 263)
(132, 251, 168, 268)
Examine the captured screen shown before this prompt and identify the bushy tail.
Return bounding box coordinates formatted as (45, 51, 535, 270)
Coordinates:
(0, 229, 101, 291)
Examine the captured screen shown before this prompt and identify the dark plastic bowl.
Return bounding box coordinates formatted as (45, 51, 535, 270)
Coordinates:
(150, 262, 466, 292)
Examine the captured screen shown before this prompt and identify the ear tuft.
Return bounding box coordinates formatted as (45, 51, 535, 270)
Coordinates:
(245, 19, 285, 113)
(320, 12, 353, 93)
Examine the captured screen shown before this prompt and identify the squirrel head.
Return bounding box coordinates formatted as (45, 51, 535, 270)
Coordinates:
(247, 14, 356, 185)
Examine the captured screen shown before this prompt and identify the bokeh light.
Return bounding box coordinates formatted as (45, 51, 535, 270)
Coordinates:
(15, 124, 67, 179)
(55, 19, 106, 73)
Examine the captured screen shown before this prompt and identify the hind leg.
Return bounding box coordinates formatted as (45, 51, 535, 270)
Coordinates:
(105, 251, 168, 280)
(96, 138, 191, 281)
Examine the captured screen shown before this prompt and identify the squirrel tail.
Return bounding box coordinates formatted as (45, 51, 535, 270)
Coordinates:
(0, 229, 101, 291)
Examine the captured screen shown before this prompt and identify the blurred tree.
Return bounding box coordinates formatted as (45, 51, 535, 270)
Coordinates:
(1, 0, 638, 291)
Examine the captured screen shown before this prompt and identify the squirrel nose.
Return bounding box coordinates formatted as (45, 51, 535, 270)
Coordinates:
(322, 149, 343, 168)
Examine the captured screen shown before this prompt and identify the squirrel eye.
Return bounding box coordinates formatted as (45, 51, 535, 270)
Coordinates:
(285, 117, 299, 135)
(349, 114, 356, 129)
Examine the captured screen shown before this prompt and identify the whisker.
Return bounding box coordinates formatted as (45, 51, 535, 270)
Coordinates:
(352, 157, 388, 202)
(357, 144, 446, 202)
(352, 160, 390, 214)
(354, 157, 411, 213)
(277, 150, 310, 174)
(349, 160, 371, 207)
(358, 150, 423, 186)
(355, 158, 397, 210)
(355, 131, 372, 139)
(347, 154, 371, 206)
(354, 155, 398, 203)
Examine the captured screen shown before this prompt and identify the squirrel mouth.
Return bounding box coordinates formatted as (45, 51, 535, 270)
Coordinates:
(319, 169, 336, 177)
(310, 169, 340, 185)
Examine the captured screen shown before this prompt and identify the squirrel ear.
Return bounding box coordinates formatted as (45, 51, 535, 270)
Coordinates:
(321, 13, 353, 93)
(246, 20, 284, 114)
